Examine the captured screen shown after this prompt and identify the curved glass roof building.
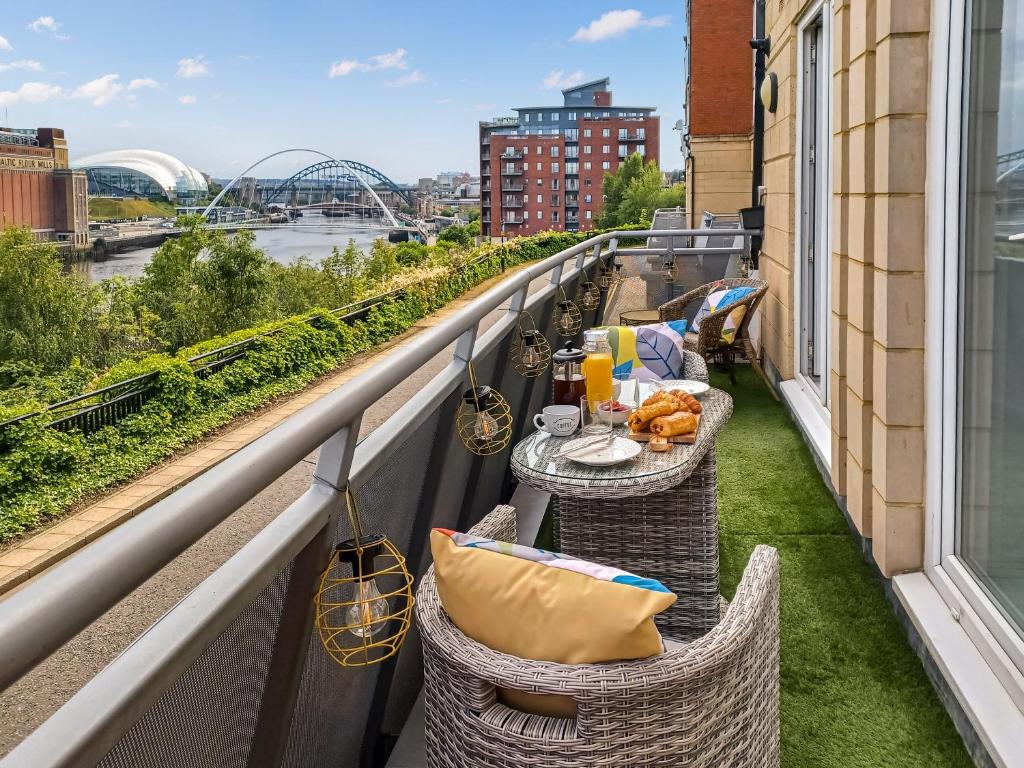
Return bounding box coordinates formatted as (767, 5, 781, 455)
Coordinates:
(73, 149, 208, 203)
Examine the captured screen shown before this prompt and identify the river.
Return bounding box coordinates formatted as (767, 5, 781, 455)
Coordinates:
(85, 220, 386, 282)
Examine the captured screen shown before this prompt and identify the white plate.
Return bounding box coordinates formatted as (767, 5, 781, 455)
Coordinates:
(654, 379, 711, 396)
(560, 436, 642, 466)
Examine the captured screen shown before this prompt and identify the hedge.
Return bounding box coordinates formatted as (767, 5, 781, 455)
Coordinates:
(0, 228, 622, 542)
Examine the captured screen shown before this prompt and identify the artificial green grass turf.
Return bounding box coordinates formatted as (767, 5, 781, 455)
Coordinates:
(713, 367, 972, 768)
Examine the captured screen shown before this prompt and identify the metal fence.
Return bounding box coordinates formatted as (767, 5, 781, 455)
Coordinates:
(0, 227, 755, 768)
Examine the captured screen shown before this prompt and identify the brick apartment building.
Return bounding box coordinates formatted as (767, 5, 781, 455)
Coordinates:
(479, 78, 659, 238)
(0, 127, 88, 247)
(684, 0, 754, 225)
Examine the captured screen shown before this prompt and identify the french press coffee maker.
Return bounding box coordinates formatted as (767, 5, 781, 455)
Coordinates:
(551, 342, 587, 407)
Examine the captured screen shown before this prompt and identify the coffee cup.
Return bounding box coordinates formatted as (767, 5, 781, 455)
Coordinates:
(533, 405, 580, 436)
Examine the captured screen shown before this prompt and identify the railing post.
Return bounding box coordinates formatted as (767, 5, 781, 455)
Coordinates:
(247, 418, 362, 768)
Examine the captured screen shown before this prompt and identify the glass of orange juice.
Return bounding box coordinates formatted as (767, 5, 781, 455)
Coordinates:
(582, 329, 614, 406)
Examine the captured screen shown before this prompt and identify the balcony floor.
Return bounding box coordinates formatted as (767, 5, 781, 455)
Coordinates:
(714, 368, 971, 767)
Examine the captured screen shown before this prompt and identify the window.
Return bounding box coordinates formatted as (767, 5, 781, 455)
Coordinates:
(583, 145, 592, 154)
(551, 211, 559, 223)
(536, 178, 542, 186)
(536, 211, 542, 220)
(550, 146, 559, 157)
(618, 144, 628, 158)
(603, 145, 610, 154)
(550, 112, 559, 121)
(524, 113, 530, 123)
(568, 111, 576, 121)
(602, 161, 611, 170)
(602, 128, 611, 137)
(536, 194, 542, 204)
(637, 144, 646, 157)
(551, 179, 560, 190)
(583, 128, 592, 138)
(565, 146, 578, 158)
(550, 195, 559, 206)
(536, 161, 542, 171)
(602, 111, 610, 118)
(584, 194, 592, 203)
(583, 111, 592, 118)
(536, 146, 542, 155)
(565, 128, 578, 141)
(618, 128, 628, 140)
(637, 127, 646, 139)
(583, 161, 592, 170)
(551, 162, 559, 173)
(584, 179, 592, 187)
(537, 112, 543, 122)
(565, 161, 578, 174)
(585, 210, 592, 220)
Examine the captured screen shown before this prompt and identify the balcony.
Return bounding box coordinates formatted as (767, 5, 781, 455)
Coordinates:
(565, 180, 579, 191)
(499, 150, 524, 160)
(502, 215, 524, 224)
(500, 166, 523, 176)
(0, 222, 979, 768)
(481, 184, 490, 192)
(501, 201, 523, 209)
(501, 183, 523, 192)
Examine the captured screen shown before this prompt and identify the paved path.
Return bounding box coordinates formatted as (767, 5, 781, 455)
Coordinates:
(0, 265, 559, 755)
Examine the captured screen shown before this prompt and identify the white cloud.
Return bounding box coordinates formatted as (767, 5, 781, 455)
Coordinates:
(571, 10, 670, 43)
(115, 120, 133, 128)
(473, 103, 496, 111)
(0, 81, 64, 107)
(0, 35, 12, 51)
(328, 59, 360, 78)
(384, 69, 426, 88)
(27, 16, 69, 40)
(542, 69, 585, 89)
(328, 47, 409, 78)
(72, 74, 123, 106)
(0, 59, 43, 73)
(177, 55, 209, 78)
(435, 97, 453, 104)
(178, 94, 198, 105)
(127, 77, 159, 91)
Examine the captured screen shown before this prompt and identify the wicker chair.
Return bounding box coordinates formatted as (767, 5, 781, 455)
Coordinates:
(679, 348, 710, 384)
(417, 506, 780, 768)
(659, 278, 770, 388)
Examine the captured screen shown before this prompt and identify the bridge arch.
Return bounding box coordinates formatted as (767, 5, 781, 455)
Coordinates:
(201, 149, 400, 227)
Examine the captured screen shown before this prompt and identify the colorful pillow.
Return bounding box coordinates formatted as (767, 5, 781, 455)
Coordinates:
(430, 528, 676, 718)
(600, 320, 689, 381)
(692, 286, 757, 344)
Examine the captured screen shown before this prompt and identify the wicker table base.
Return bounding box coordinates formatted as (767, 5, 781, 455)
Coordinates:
(554, 449, 719, 640)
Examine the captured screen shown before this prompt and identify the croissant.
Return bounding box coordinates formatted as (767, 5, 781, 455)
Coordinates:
(627, 400, 676, 431)
(678, 393, 702, 414)
(649, 411, 698, 437)
(641, 390, 674, 408)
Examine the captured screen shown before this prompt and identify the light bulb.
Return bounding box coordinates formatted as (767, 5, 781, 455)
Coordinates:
(474, 411, 499, 440)
(522, 344, 542, 370)
(559, 312, 573, 332)
(346, 578, 389, 638)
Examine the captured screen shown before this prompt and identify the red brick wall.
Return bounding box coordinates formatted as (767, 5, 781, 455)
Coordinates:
(0, 170, 55, 232)
(690, 0, 753, 137)
(577, 116, 660, 228)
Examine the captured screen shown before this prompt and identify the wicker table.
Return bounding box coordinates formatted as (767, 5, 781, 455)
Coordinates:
(511, 387, 733, 640)
(618, 308, 661, 326)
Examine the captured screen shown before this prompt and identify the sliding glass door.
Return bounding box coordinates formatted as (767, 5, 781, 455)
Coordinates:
(957, 0, 1024, 639)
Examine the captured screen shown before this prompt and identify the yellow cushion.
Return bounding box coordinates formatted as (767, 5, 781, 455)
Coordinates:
(429, 529, 676, 718)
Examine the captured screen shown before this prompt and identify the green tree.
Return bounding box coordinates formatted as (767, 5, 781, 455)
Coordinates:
(0, 228, 95, 371)
(364, 238, 400, 284)
(198, 228, 275, 335)
(90, 277, 161, 368)
(466, 208, 481, 223)
(598, 154, 685, 228)
(596, 153, 646, 228)
(437, 223, 472, 248)
(321, 240, 365, 307)
(394, 240, 429, 267)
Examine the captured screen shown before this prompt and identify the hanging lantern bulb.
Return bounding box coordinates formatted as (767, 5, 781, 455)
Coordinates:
(456, 364, 513, 455)
(613, 262, 624, 284)
(315, 490, 414, 668)
(663, 257, 677, 282)
(552, 286, 582, 338)
(598, 267, 612, 289)
(577, 280, 600, 311)
(510, 312, 551, 377)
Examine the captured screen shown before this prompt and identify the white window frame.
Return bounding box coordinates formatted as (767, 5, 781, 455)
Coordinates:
(780, 0, 833, 469)
(920, 0, 1024, 717)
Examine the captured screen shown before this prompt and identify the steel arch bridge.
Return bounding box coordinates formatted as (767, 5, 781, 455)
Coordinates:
(201, 149, 412, 230)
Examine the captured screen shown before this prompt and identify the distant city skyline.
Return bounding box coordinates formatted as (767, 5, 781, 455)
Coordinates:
(0, 3, 686, 183)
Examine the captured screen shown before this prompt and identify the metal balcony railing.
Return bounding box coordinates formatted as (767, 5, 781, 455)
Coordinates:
(0, 227, 758, 768)
(500, 166, 523, 176)
(499, 151, 524, 160)
(501, 183, 523, 192)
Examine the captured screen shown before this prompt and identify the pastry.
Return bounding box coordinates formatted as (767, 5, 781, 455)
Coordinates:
(649, 411, 698, 437)
(627, 400, 676, 431)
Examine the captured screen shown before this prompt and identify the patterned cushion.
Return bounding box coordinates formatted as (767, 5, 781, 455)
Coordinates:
(430, 529, 675, 717)
(600, 320, 689, 382)
(692, 286, 757, 344)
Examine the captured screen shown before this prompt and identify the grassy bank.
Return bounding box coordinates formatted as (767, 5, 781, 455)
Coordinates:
(88, 197, 177, 221)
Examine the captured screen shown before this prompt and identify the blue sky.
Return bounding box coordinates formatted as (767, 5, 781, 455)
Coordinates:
(0, 3, 686, 182)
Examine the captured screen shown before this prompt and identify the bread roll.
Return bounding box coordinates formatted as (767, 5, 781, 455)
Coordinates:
(627, 400, 676, 431)
(649, 411, 698, 437)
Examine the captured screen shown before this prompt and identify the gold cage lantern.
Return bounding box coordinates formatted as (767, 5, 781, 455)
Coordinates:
(509, 312, 551, 377)
(315, 490, 414, 668)
(577, 280, 601, 311)
(598, 266, 612, 289)
(456, 363, 513, 455)
(553, 288, 583, 338)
